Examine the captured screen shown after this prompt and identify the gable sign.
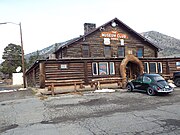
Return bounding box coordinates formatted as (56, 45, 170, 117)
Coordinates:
(100, 31, 128, 40)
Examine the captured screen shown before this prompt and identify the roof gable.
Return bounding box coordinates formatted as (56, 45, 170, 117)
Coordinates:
(54, 17, 160, 54)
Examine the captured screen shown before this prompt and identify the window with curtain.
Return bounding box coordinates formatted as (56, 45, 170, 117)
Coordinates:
(92, 62, 115, 76)
(137, 47, 143, 58)
(99, 62, 109, 75)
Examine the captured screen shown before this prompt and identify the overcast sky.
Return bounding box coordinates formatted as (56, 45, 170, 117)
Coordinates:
(0, 0, 180, 61)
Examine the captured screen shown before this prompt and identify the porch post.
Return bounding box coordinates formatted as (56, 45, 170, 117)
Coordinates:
(84, 61, 88, 85)
(39, 62, 45, 88)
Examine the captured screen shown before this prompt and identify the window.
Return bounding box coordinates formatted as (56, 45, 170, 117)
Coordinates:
(92, 62, 115, 76)
(158, 62, 163, 73)
(110, 62, 115, 75)
(176, 62, 180, 69)
(118, 46, 125, 57)
(149, 62, 157, 73)
(82, 45, 90, 57)
(63, 48, 67, 57)
(143, 76, 151, 84)
(144, 62, 149, 73)
(104, 46, 111, 57)
(137, 47, 143, 58)
(92, 62, 98, 75)
(99, 62, 109, 75)
(137, 75, 143, 82)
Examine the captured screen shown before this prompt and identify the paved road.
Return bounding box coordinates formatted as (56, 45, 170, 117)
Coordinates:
(0, 88, 180, 135)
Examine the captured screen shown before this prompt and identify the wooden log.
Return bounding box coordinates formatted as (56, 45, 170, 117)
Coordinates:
(39, 62, 45, 88)
(84, 61, 88, 85)
(51, 83, 55, 96)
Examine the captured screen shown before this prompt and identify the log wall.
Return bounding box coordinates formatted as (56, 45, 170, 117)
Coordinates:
(44, 61, 85, 87)
(26, 65, 40, 87)
(26, 58, 180, 88)
(56, 23, 157, 59)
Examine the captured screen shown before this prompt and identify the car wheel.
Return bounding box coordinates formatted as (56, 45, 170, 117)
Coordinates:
(174, 78, 180, 87)
(126, 84, 133, 92)
(147, 87, 155, 96)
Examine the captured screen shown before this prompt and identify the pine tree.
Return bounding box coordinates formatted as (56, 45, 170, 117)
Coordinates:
(0, 43, 23, 78)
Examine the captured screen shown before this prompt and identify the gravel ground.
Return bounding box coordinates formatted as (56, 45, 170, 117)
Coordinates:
(0, 89, 34, 102)
(0, 87, 180, 134)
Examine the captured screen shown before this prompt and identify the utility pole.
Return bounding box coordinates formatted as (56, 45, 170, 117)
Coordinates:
(0, 22, 26, 88)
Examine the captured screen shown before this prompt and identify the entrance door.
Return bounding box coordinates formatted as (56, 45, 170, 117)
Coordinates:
(120, 55, 144, 88)
(126, 62, 140, 80)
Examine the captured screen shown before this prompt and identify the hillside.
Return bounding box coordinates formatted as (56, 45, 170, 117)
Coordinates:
(141, 31, 180, 57)
(25, 38, 78, 61)
(25, 31, 180, 60)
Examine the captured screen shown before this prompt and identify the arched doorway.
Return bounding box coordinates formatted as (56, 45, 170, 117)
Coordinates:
(120, 55, 144, 87)
(126, 62, 140, 80)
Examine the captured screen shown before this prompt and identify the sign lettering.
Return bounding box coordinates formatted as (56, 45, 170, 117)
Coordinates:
(100, 31, 128, 40)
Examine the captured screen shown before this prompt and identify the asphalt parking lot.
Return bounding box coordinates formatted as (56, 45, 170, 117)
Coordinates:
(0, 87, 180, 135)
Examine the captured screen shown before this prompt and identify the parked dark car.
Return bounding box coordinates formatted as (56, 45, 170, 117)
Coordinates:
(126, 74, 173, 96)
(173, 72, 180, 87)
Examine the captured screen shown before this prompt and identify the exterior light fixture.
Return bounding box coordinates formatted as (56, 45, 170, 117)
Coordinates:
(111, 21, 117, 27)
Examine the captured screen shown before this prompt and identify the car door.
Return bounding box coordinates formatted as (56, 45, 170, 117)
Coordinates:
(141, 76, 151, 91)
(133, 75, 143, 90)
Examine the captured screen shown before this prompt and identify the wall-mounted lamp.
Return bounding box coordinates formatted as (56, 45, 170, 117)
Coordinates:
(111, 21, 117, 27)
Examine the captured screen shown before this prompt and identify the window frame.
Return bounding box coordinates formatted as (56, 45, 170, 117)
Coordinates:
(110, 62, 115, 75)
(176, 62, 180, 69)
(144, 62, 149, 73)
(92, 62, 115, 76)
(143, 76, 151, 84)
(149, 62, 157, 73)
(104, 45, 111, 57)
(158, 62, 163, 73)
(92, 62, 98, 75)
(118, 46, 125, 57)
(99, 62, 109, 75)
(136, 47, 144, 58)
(82, 44, 90, 57)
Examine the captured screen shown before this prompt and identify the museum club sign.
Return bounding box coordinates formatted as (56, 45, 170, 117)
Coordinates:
(100, 31, 128, 40)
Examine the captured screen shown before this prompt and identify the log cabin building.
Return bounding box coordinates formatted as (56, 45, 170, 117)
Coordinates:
(26, 18, 180, 89)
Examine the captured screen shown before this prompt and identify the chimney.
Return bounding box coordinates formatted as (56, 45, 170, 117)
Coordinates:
(84, 23, 96, 35)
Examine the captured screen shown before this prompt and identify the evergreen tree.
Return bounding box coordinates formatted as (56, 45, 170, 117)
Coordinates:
(27, 50, 41, 69)
(0, 43, 23, 78)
